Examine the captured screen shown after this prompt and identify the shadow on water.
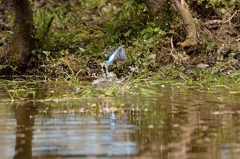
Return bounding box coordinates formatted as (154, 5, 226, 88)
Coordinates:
(1, 85, 240, 159)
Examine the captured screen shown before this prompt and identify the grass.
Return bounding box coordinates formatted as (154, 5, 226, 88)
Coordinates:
(1, 62, 240, 102)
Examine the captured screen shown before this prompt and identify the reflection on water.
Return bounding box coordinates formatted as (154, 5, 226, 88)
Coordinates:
(1, 85, 240, 159)
(32, 111, 136, 158)
(14, 103, 35, 159)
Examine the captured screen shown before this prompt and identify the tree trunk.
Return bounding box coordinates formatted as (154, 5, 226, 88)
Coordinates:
(170, 0, 198, 52)
(141, 0, 165, 22)
(8, 0, 33, 71)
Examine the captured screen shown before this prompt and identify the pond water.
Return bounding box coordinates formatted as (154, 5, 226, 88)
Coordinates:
(1, 84, 240, 159)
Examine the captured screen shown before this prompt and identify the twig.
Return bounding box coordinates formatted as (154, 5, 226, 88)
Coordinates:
(223, 10, 238, 24)
(170, 37, 178, 60)
(170, 36, 174, 55)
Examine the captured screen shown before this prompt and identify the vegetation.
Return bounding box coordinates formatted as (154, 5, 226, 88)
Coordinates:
(0, 0, 240, 100)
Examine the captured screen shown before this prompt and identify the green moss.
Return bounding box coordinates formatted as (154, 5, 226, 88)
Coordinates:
(7, 21, 33, 71)
(178, 38, 198, 53)
(8, 41, 20, 63)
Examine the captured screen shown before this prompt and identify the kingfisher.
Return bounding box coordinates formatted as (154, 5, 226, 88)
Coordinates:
(107, 46, 127, 66)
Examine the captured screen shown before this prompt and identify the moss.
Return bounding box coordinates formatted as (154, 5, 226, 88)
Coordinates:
(177, 38, 198, 53)
(8, 21, 33, 71)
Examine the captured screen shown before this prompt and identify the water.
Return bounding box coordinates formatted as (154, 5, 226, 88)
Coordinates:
(1, 85, 240, 159)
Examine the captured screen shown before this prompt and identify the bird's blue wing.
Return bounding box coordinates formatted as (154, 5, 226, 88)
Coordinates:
(107, 50, 117, 66)
(106, 49, 115, 60)
(107, 45, 126, 66)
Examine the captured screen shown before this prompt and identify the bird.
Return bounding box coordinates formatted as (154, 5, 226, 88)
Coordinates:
(107, 46, 127, 66)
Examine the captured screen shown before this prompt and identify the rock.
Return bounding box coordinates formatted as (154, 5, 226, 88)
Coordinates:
(197, 63, 209, 69)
